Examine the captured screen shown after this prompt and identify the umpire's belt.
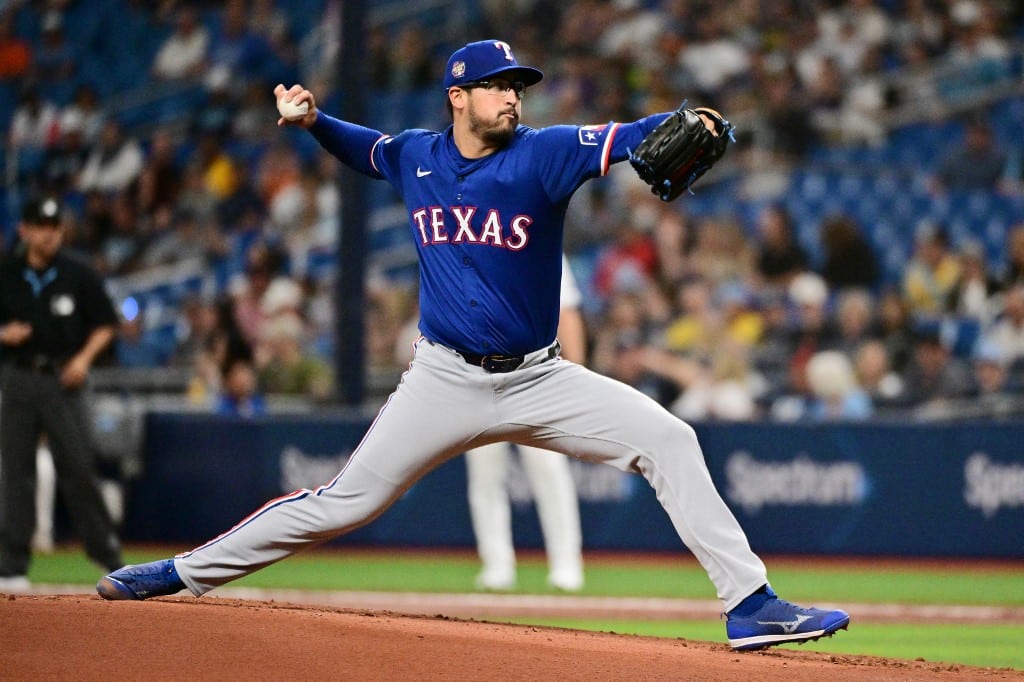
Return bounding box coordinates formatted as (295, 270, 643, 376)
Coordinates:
(10, 354, 63, 373)
(456, 343, 559, 374)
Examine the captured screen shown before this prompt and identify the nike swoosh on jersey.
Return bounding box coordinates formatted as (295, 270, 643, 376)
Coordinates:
(756, 614, 812, 634)
(416, 167, 432, 177)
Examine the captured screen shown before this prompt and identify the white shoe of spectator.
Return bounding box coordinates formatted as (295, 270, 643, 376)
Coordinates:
(0, 575, 32, 593)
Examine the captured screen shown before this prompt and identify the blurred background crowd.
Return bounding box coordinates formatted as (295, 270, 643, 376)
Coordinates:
(2, 0, 1024, 424)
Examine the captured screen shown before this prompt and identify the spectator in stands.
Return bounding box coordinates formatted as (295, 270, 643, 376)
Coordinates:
(257, 142, 303, 231)
(803, 350, 873, 421)
(76, 119, 145, 195)
(0, 10, 32, 81)
(256, 312, 332, 402)
(753, 204, 808, 288)
(591, 210, 658, 301)
(249, 0, 295, 76)
(59, 83, 104, 144)
(276, 169, 337, 279)
(33, 10, 74, 83)
(983, 284, 1024, 364)
(590, 289, 678, 406)
(806, 56, 845, 138)
(169, 295, 221, 369)
(215, 355, 267, 418)
(232, 80, 278, 144)
(174, 155, 219, 224)
(689, 215, 754, 288)
(380, 23, 436, 91)
(649, 203, 694, 286)
(664, 278, 762, 359)
(191, 129, 241, 202)
(229, 241, 285, 348)
(595, 0, 665, 66)
(662, 276, 717, 358)
(819, 213, 879, 292)
(945, 1, 1012, 83)
(115, 309, 171, 368)
(900, 325, 974, 414)
(136, 130, 183, 217)
(786, 271, 838, 365)
(832, 288, 876, 359)
(39, 110, 88, 195)
(96, 192, 143, 276)
(891, 0, 946, 58)
(902, 221, 962, 317)
(760, 69, 817, 161)
(181, 297, 253, 408)
(677, 13, 749, 99)
(892, 38, 941, 110)
(215, 160, 264, 230)
(876, 288, 915, 372)
(663, 340, 761, 422)
(946, 239, 1001, 323)
(767, 272, 840, 419)
(1001, 223, 1024, 289)
(602, 329, 681, 408)
(931, 114, 1007, 192)
(967, 339, 1023, 418)
(152, 5, 210, 82)
(140, 208, 220, 269)
(748, 287, 792, 390)
(853, 339, 905, 412)
(205, 0, 273, 95)
(297, 0, 340, 97)
(8, 85, 59, 149)
(837, 43, 892, 146)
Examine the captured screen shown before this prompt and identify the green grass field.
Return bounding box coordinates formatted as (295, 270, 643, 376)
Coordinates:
(28, 547, 1024, 671)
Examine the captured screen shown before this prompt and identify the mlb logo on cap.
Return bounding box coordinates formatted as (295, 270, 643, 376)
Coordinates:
(21, 195, 63, 225)
(444, 40, 544, 90)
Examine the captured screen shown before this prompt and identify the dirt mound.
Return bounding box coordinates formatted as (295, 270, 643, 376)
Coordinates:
(2, 594, 1020, 680)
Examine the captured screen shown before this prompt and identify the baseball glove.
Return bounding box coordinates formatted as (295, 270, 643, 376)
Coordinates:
(629, 105, 734, 202)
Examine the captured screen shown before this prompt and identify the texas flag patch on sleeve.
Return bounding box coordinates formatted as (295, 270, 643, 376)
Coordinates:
(577, 123, 620, 176)
(577, 124, 607, 146)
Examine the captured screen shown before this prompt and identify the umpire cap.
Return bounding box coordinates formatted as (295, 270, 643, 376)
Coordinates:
(444, 40, 543, 90)
(21, 195, 63, 225)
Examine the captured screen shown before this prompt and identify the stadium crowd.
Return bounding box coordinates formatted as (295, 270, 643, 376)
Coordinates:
(2, 0, 1024, 421)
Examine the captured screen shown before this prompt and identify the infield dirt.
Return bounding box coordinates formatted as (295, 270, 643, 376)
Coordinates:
(3, 594, 1022, 680)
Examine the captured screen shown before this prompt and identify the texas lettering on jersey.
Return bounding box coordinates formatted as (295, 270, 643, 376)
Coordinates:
(411, 206, 532, 250)
(307, 110, 669, 353)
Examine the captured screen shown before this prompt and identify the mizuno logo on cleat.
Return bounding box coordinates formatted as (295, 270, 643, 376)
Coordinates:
(756, 614, 812, 634)
(416, 167, 432, 177)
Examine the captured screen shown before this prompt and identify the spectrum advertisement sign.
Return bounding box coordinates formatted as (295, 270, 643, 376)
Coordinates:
(127, 415, 1024, 558)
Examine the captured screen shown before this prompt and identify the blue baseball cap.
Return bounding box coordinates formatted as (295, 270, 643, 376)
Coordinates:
(443, 40, 543, 90)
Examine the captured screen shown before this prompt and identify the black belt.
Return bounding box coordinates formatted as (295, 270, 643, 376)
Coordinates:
(459, 352, 525, 373)
(457, 344, 558, 374)
(9, 355, 63, 373)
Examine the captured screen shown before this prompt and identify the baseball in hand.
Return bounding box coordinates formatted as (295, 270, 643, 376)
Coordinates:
(277, 97, 309, 121)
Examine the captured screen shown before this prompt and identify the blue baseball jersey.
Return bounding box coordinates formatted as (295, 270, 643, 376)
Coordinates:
(310, 113, 669, 355)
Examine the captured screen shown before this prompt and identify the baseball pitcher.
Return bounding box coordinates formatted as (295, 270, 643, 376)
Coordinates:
(98, 40, 849, 651)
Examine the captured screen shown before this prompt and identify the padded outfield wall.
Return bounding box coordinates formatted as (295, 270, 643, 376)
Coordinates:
(124, 413, 1024, 558)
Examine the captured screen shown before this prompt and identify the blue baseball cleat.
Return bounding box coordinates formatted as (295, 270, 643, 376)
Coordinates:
(726, 586, 850, 651)
(96, 558, 185, 600)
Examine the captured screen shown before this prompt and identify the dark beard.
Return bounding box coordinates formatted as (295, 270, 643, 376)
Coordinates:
(480, 124, 515, 147)
(468, 104, 517, 148)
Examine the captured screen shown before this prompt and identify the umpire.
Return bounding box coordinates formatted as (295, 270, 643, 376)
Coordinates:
(0, 195, 124, 589)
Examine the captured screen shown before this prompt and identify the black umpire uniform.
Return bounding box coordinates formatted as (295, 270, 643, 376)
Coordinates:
(0, 195, 124, 581)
